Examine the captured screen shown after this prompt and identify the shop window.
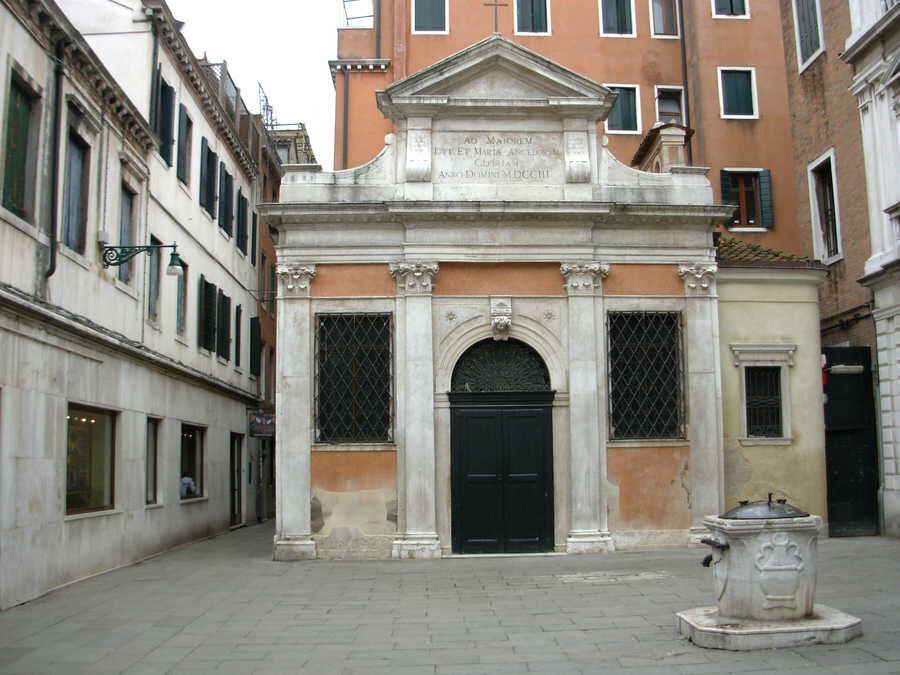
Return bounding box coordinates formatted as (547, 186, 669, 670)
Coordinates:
(651, 0, 679, 36)
(413, 0, 447, 33)
(180, 424, 204, 499)
(516, 0, 549, 33)
(600, 0, 634, 35)
(66, 405, 115, 514)
(607, 312, 684, 440)
(146, 418, 159, 505)
(605, 85, 640, 133)
(315, 313, 393, 443)
(721, 170, 773, 229)
(3, 74, 39, 221)
(718, 68, 757, 118)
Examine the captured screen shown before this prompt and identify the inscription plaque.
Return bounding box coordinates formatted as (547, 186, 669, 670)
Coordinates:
(432, 132, 564, 184)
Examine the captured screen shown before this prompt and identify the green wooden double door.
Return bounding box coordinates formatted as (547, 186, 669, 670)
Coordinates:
(450, 393, 554, 554)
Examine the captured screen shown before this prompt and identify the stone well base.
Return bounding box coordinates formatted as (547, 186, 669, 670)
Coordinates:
(676, 605, 862, 651)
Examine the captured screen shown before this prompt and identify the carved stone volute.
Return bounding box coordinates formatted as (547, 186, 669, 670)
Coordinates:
(277, 265, 317, 298)
(389, 262, 440, 296)
(561, 262, 609, 295)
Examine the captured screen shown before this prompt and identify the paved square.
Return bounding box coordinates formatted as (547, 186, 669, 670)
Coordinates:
(1, 524, 898, 674)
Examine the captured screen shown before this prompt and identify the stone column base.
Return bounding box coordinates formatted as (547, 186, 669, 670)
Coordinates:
(273, 535, 317, 561)
(392, 534, 442, 559)
(566, 530, 616, 554)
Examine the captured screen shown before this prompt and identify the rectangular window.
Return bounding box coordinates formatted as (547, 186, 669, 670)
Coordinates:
(809, 151, 840, 261)
(3, 76, 38, 220)
(656, 87, 683, 124)
(793, 0, 824, 70)
(145, 418, 159, 505)
(148, 235, 162, 321)
(250, 213, 258, 266)
(117, 184, 135, 283)
(600, 0, 634, 35)
(198, 138, 217, 218)
(180, 424, 204, 499)
(745, 366, 783, 438)
(721, 170, 774, 228)
(66, 405, 115, 514)
(236, 190, 248, 254)
(605, 85, 640, 133)
(235, 305, 242, 368)
(315, 313, 393, 443)
(607, 312, 684, 440)
(63, 128, 89, 253)
(197, 275, 217, 351)
(516, 0, 549, 33)
(176, 260, 188, 334)
(651, 0, 679, 36)
(216, 289, 231, 361)
(154, 77, 175, 166)
(218, 165, 233, 235)
(713, 0, 747, 16)
(176, 104, 192, 185)
(719, 68, 757, 118)
(250, 316, 261, 377)
(413, 0, 447, 32)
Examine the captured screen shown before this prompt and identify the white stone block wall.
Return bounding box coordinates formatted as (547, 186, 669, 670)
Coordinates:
(875, 305, 900, 536)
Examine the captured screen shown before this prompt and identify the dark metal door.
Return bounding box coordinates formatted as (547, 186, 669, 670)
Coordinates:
(823, 347, 879, 536)
(230, 433, 243, 527)
(451, 393, 554, 554)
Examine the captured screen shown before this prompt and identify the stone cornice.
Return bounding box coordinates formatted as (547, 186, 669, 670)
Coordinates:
(144, 0, 258, 180)
(842, 4, 900, 64)
(4, 0, 156, 153)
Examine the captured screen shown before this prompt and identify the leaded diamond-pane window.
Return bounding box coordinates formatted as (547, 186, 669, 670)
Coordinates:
(316, 313, 392, 443)
(608, 312, 684, 440)
(745, 366, 783, 437)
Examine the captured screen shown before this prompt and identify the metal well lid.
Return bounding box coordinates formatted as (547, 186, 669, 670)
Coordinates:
(720, 493, 809, 520)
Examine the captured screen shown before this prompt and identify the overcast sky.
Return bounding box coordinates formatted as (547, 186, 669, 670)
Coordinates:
(167, 0, 338, 169)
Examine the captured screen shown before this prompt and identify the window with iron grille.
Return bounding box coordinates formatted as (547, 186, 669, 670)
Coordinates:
(315, 313, 392, 443)
(607, 311, 684, 439)
(745, 366, 783, 437)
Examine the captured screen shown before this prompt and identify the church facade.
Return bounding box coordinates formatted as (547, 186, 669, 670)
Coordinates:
(261, 36, 827, 560)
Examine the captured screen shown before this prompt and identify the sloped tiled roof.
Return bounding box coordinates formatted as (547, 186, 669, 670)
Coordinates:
(717, 236, 823, 269)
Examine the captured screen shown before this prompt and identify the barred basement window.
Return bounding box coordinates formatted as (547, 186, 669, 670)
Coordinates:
(315, 313, 392, 443)
(608, 311, 684, 439)
(745, 366, 783, 437)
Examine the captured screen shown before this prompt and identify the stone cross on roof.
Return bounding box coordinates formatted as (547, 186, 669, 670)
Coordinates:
(484, 0, 509, 33)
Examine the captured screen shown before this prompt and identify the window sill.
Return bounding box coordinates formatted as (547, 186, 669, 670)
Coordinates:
(59, 246, 92, 270)
(113, 278, 139, 301)
(312, 443, 396, 453)
(720, 114, 759, 120)
(180, 496, 208, 505)
(411, 29, 449, 35)
(712, 14, 750, 19)
(599, 32, 637, 38)
(605, 129, 643, 136)
(199, 347, 212, 357)
(514, 31, 552, 36)
(177, 180, 192, 200)
(146, 318, 162, 333)
(1, 205, 46, 243)
(216, 356, 230, 366)
(218, 227, 232, 241)
(728, 227, 768, 233)
(822, 253, 844, 266)
(65, 508, 122, 522)
(200, 208, 214, 223)
(144, 502, 165, 510)
(738, 437, 793, 447)
(798, 48, 825, 75)
(174, 333, 189, 347)
(650, 33, 680, 40)
(607, 439, 689, 448)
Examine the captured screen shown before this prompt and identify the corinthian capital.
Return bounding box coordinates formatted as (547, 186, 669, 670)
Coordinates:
(561, 262, 609, 295)
(677, 263, 717, 292)
(390, 262, 439, 296)
(277, 265, 317, 298)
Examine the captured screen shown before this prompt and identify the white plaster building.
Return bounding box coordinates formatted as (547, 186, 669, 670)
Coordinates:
(844, 0, 900, 537)
(262, 36, 829, 560)
(0, 0, 268, 608)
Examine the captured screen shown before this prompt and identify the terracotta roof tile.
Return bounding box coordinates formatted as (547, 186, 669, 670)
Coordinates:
(717, 236, 822, 269)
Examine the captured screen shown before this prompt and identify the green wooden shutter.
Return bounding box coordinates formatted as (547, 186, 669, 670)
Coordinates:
(796, 0, 821, 64)
(723, 70, 754, 116)
(608, 87, 637, 131)
(720, 171, 735, 204)
(209, 151, 218, 219)
(159, 81, 175, 166)
(176, 104, 188, 182)
(758, 170, 774, 228)
(3, 79, 32, 217)
(197, 275, 206, 347)
(225, 172, 234, 235)
(518, 0, 547, 32)
(205, 280, 218, 352)
(604, 0, 632, 33)
(251, 213, 258, 266)
(250, 317, 261, 376)
(415, 0, 445, 31)
(63, 131, 87, 252)
(199, 138, 208, 208)
(235, 305, 242, 368)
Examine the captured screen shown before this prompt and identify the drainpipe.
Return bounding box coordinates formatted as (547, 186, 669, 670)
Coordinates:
(677, 0, 693, 165)
(341, 69, 350, 169)
(149, 16, 159, 131)
(374, 0, 382, 59)
(45, 39, 68, 280)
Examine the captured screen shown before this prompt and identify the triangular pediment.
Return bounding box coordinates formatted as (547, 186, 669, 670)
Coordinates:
(377, 34, 615, 121)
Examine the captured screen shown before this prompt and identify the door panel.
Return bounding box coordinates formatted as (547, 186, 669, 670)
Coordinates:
(452, 402, 553, 554)
(823, 347, 879, 536)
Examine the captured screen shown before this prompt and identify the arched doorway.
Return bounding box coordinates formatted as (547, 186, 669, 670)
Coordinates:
(450, 339, 555, 554)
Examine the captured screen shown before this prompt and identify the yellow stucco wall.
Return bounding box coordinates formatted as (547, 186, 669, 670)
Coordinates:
(718, 268, 828, 523)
